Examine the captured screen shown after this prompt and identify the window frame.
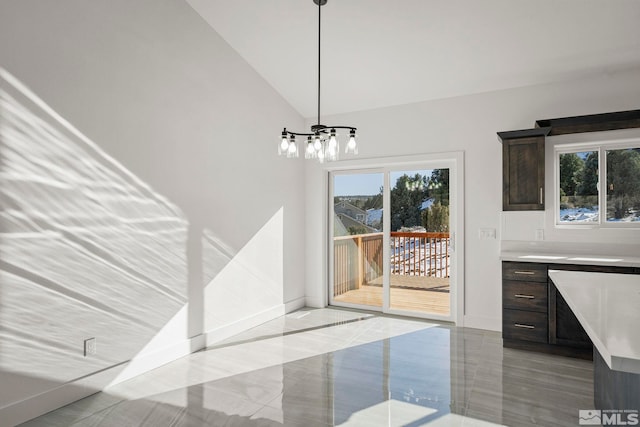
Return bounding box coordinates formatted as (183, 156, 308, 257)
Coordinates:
(554, 138, 640, 228)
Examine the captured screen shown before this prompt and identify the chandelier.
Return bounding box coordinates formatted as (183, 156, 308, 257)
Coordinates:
(278, 0, 358, 163)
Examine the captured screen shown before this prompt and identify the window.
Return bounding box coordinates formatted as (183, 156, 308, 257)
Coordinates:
(556, 141, 640, 225)
(607, 147, 640, 222)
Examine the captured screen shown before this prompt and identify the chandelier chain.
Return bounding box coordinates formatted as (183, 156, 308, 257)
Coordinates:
(317, 0, 321, 126)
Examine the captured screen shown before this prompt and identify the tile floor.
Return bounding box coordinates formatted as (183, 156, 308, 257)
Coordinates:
(21, 308, 595, 426)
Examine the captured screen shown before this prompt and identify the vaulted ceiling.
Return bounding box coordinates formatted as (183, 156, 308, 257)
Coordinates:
(187, 0, 640, 118)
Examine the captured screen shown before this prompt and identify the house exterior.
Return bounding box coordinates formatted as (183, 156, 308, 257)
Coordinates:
(334, 201, 367, 224)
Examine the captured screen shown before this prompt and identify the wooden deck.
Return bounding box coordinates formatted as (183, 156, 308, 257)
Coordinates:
(368, 275, 449, 291)
(334, 275, 450, 316)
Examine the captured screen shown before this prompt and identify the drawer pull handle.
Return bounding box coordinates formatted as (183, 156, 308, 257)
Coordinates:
(514, 270, 535, 275)
(514, 294, 535, 299)
(514, 323, 535, 329)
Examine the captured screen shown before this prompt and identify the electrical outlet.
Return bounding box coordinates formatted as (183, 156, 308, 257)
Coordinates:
(84, 338, 97, 357)
(535, 229, 545, 241)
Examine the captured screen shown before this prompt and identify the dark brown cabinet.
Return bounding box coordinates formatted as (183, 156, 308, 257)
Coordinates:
(548, 280, 591, 348)
(535, 109, 640, 136)
(502, 260, 591, 358)
(547, 263, 639, 349)
(498, 127, 551, 211)
(502, 262, 548, 344)
(503, 260, 640, 359)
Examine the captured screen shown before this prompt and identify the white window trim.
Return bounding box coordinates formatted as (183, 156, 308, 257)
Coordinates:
(554, 138, 640, 228)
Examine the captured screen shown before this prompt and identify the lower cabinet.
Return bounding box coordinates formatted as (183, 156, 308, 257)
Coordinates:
(502, 308, 548, 343)
(548, 280, 591, 348)
(502, 264, 548, 344)
(503, 261, 640, 358)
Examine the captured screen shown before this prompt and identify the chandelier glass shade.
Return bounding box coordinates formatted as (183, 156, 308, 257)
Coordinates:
(278, 0, 358, 163)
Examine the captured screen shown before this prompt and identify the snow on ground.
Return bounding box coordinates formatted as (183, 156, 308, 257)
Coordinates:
(560, 207, 640, 222)
(391, 238, 449, 277)
(559, 207, 599, 222)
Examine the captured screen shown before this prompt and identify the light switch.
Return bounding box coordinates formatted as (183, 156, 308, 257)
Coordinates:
(478, 228, 496, 240)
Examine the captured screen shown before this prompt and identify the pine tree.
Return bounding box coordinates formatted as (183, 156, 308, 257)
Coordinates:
(422, 202, 450, 232)
(607, 149, 640, 219)
(559, 153, 583, 196)
(577, 151, 598, 197)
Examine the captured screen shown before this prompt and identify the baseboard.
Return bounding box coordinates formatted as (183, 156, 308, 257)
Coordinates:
(284, 297, 306, 313)
(205, 304, 285, 346)
(0, 377, 96, 427)
(105, 334, 207, 387)
(463, 314, 501, 332)
(304, 295, 325, 308)
(0, 334, 205, 427)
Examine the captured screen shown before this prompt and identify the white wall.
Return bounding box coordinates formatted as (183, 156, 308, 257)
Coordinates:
(305, 67, 640, 330)
(0, 0, 305, 424)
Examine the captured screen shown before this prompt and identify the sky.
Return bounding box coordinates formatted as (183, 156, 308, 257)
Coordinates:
(333, 169, 433, 196)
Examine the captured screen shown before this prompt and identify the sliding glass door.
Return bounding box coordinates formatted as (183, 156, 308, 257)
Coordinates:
(329, 156, 462, 323)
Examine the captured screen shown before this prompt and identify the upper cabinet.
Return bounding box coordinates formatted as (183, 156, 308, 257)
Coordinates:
(498, 127, 551, 211)
(498, 109, 640, 212)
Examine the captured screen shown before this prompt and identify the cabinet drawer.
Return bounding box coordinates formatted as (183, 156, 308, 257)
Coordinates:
(503, 280, 548, 312)
(503, 309, 548, 343)
(502, 262, 547, 283)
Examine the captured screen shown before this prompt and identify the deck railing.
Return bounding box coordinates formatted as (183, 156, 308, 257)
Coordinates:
(333, 231, 450, 297)
(391, 232, 450, 277)
(333, 232, 383, 297)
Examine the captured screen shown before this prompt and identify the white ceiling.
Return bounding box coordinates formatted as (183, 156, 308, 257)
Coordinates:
(187, 0, 640, 118)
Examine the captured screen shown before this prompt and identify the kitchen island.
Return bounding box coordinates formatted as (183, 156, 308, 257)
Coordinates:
(548, 270, 640, 410)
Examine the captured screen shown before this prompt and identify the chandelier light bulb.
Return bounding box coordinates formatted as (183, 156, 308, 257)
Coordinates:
(279, 129, 289, 155)
(345, 129, 358, 154)
(286, 135, 298, 158)
(328, 129, 337, 149)
(305, 136, 317, 159)
(314, 134, 322, 151)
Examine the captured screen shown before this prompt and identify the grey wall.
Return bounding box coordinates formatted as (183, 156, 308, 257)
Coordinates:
(0, 0, 305, 421)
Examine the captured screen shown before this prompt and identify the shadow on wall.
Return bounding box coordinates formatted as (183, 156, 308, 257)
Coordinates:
(0, 69, 284, 414)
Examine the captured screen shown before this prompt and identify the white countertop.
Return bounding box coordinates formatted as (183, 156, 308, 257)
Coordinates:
(548, 270, 640, 374)
(501, 250, 640, 268)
